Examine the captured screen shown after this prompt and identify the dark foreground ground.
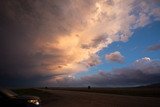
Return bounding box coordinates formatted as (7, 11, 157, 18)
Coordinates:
(14, 88, 160, 107)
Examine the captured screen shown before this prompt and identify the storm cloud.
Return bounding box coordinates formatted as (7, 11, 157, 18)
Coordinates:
(0, 0, 160, 87)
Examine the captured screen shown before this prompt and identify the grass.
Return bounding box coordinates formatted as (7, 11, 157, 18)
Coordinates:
(13, 87, 160, 101)
(49, 87, 160, 98)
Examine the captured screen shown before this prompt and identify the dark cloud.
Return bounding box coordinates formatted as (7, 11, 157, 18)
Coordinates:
(0, 0, 160, 87)
(46, 57, 160, 87)
(0, 0, 97, 87)
(80, 58, 160, 87)
(147, 43, 160, 51)
(0, 0, 60, 87)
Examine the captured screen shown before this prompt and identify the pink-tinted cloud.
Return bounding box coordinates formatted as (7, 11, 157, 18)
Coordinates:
(46, 57, 160, 87)
(105, 51, 124, 63)
(1, 0, 160, 87)
(79, 57, 160, 87)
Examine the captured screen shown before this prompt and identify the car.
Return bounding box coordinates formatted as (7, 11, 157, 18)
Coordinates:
(0, 88, 41, 107)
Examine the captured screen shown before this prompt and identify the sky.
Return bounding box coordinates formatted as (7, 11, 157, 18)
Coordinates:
(0, 0, 160, 88)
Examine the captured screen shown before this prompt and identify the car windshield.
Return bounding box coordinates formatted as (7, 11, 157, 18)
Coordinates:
(1, 89, 18, 98)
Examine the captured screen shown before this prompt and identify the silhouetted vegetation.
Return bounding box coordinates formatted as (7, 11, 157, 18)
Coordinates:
(88, 86, 91, 89)
(13, 86, 160, 99)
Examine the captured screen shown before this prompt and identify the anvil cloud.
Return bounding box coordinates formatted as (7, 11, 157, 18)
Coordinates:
(0, 0, 160, 87)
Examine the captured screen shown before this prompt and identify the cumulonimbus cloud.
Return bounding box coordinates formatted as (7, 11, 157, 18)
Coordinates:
(0, 0, 160, 87)
(105, 51, 124, 63)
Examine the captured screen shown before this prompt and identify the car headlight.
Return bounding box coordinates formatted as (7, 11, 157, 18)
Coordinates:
(27, 99, 40, 105)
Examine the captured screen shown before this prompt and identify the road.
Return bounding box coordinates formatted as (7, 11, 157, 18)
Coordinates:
(39, 89, 160, 107)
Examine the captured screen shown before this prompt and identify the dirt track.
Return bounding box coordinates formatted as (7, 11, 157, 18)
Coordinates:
(40, 89, 160, 107)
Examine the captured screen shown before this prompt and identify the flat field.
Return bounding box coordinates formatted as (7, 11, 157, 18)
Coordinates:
(14, 87, 160, 107)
